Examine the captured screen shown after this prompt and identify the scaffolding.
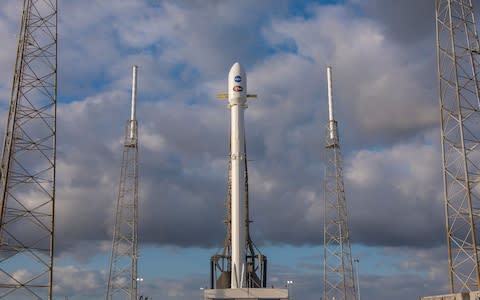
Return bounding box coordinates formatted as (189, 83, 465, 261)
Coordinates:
(0, 0, 57, 298)
(436, 0, 480, 293)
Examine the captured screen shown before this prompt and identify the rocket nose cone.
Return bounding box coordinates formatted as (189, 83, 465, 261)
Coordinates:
(229, 62, 243, 76)
(229, 62, 246, 81)
(228, 62, 247, 103)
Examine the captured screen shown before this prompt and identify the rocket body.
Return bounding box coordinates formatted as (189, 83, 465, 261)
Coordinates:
(228, 62, 247, 289)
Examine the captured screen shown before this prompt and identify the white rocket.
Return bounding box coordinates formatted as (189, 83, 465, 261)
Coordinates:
(218, 62, 256, 289)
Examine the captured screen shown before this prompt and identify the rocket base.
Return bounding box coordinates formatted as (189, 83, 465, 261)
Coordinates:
(210, 253, 267, 289)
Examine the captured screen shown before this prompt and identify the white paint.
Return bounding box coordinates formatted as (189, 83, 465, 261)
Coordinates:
(130, 65, 138, 139)
(228, 62, 247, 289)
(327, 66, 335, 139)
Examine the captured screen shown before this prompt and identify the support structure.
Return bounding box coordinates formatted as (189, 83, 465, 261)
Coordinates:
(436, 0, 480, 293)
(106, 66, 139, 300)
(0, 0, 57, 299)
(323, 66, 356, 300)
(210, 63, 267, 290)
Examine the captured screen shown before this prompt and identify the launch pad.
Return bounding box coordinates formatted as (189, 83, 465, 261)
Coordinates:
(204, 288, 288, 300)
(421, 291, 480, 300)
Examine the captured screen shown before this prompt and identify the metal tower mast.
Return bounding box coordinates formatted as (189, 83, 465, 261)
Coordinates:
(323, 66, 356, 300)
(435, 0, 480, 293)
(0, 0, 57, 299)
(106, 66, 139, 300)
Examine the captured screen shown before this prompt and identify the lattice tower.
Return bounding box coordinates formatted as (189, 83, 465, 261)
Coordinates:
(106, 66, 139, 300)
(436, 0, 480, 292)
(323, 66, 356, 300)
(0, 0, 57, 299)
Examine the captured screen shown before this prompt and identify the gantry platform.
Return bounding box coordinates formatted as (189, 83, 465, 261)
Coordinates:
(204, 288, 288, 300)
(421, 291, 480, 300)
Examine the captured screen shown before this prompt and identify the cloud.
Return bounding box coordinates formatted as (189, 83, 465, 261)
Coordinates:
(262, 4, 438, 146)
(37, 0, 447, 256)
(52, 266, 105, 299)
(0, 1, 22, 105)
(350, 0, 435, 44)
(345, 133, 445, 247)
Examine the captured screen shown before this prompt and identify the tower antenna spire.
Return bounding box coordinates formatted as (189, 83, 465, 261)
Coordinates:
(327, 66, 335, 139)
(130, 65, 138, 138)
(323, 66, 357, 300)
(106, 65, 140, 300)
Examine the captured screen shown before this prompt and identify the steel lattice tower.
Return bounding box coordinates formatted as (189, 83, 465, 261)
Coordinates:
(323, 67, 356, 300)
(436, 0, 480, 293)
(106, 66, 139, 300)
(0, 0, 57, 299)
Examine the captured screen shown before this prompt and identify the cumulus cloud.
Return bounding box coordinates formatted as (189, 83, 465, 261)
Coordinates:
(0, 1, 22, 105)
(8, 0, 445, 257)
(345, 133, 444, 247)
(262, 4, 438, 146)
(350, 0, 435, 44)
(52, 266, 105, 299)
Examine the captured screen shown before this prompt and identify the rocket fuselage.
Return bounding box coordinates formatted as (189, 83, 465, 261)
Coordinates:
(228, 62, 247, 289)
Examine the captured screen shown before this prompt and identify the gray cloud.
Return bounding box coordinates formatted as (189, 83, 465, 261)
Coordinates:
(44, 0, 449, 256)
(262, 5, 439, 147)
(0, 1, 22, 105)
(350, 0, 435, 44)
(345, 133, 445, 248)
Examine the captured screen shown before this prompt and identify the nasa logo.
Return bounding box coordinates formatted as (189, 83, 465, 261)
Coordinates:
(234, 75, 242, 83)
(233, 86, 243, 92)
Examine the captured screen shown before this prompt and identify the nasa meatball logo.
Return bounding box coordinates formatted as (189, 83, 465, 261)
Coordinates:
(233, 85, 243, 92)
(234, 75, 242, 83)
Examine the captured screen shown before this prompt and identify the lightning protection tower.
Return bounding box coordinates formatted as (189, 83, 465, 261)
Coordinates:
(0, 0, 57, 299)
(323, 66, 356, 300)
(106, 66, 140, 300)
(435, 0, 480, 293)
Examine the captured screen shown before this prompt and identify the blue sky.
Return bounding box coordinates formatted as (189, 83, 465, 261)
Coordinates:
(0, 0, 461, 299)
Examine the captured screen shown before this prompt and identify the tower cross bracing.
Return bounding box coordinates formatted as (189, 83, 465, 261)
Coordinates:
(0, 0, 57, 299)
(436, 0, 480, 293)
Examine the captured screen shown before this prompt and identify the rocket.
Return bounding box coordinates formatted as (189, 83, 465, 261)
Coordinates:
(218, 62, 256, 289)
(229, 62, 247, 289)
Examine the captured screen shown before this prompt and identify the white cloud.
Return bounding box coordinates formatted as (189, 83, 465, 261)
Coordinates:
(53, 266, 104, 298)
(262, 4, 438, 145)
